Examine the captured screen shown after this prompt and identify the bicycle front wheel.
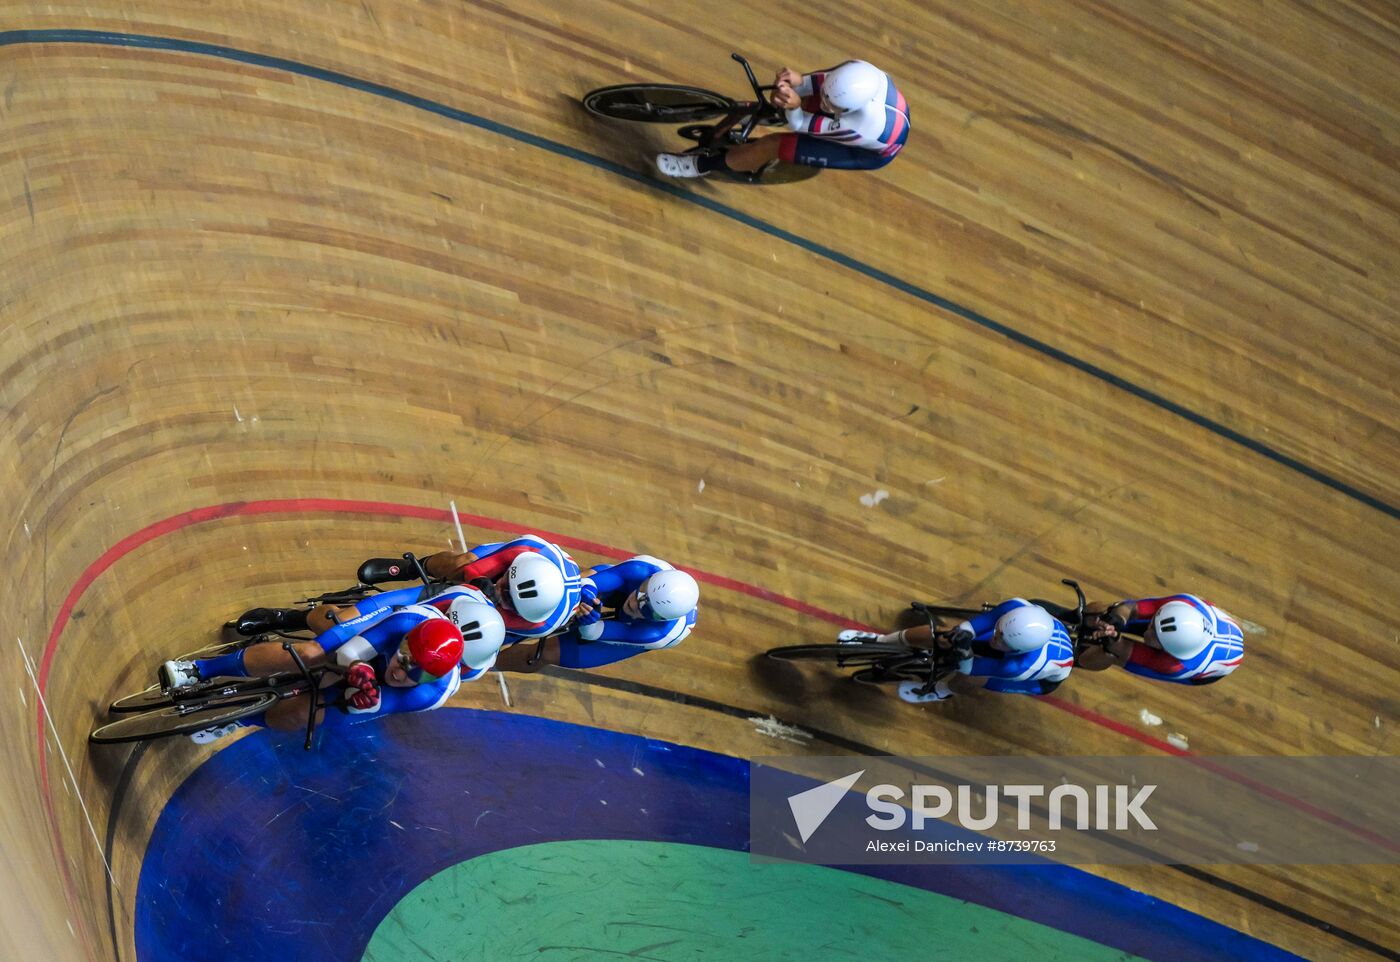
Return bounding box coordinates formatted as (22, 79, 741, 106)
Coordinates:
(583, 84, 735, 123)
(89, 692, 276, 744)
(766, 642, 911, 667)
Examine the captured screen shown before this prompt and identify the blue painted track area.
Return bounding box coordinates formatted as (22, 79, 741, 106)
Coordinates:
(134, 709, 1299, 961)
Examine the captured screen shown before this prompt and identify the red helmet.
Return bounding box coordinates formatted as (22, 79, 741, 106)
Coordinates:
(399, 618, 464, 682)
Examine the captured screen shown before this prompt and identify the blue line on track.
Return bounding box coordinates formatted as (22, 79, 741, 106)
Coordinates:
(4, 28, 1393, 522)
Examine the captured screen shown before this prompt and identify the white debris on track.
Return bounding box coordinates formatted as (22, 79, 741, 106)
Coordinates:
(1237, 619, 1267, 635)
(1138, 708, 1163, 727)
(751, 716, 813, 745)
(1167, 732, 1190, 750)
(859, 489, 890, 508)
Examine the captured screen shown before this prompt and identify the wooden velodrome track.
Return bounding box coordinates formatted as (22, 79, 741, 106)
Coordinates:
(2, 0, 1397, 959)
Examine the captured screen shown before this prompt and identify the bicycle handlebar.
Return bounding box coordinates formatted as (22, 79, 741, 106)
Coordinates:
(731, 52, 784, 142)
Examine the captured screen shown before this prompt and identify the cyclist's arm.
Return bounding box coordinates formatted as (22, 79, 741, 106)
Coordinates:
(586, 561, 645, 597)
(316, 606, 400, 659)
(958, 599, 1027, 639)
(352, 585, 426, 616)
(784, 104, 866, 140)
(588, 615, 692, 649)
(790, 64, 844, 98)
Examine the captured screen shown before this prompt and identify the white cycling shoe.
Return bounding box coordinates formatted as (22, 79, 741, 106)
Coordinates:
(837, 630, 882, 645)
(899, 681, 954, 704)
(655, 153, 706, 178)
(188, 722, 242, 745)
(159, 659, 200, 690)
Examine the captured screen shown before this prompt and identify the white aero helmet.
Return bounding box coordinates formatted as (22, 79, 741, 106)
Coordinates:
(636, 570, 700, 621)
(445, 596, 507, 670)
(1152, 601, 1212, 660)
(822, 60, 884, 113)
(995, 604, 1055, 653)
(507, 551, 565, 623)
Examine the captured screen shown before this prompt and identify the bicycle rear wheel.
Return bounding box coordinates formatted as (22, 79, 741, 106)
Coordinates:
(89, 692, 276, 744)
(583, 84, 735, 123)
(766, 642, 910, 667)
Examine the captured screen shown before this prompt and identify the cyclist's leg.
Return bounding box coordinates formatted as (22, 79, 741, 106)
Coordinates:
(722, 134, 785, 172)
(264, 693, 324, 731)
(196, 605, 349, 679)
(777, 135, 896, 171)
(242, 640, 328, 676)
(308, 603, 370, 633)
(199, 639, 328, 679)
(840, 622, 936, 646)
(263, 675, 338, 731)
(351, 585, 423, 616)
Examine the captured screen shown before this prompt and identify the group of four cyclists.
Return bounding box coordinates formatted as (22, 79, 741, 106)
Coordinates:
(159, 533, 700, 742)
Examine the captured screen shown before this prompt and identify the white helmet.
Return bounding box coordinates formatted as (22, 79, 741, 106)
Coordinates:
(507, 551, 565, 623)
(636, 570, 699, 621)
(995, 604, 1055, 652)
(822, 60, 884, 113)
(445, 597, 506, 670)
(1152, 601, 1211, 660)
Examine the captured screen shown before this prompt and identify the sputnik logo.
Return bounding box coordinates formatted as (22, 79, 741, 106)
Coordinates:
(787, 770, 864, 843)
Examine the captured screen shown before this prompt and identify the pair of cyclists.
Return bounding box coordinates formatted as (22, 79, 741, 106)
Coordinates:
(841, 593, 1245, 705)
(161, 533, 700, 742)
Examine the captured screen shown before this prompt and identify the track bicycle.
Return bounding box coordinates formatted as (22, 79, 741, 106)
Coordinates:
(90, 641, 340, 749)
(766, 580, 1101, 698)
(89, 552, 449, 747)
(582, 53, 819, 185)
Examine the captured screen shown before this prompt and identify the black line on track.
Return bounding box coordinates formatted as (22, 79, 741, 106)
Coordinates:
(103, 740, 149, 962)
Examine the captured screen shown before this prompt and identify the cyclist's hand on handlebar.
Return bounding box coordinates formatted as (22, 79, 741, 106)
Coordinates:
(775, 67, 802, 88)
(575, 581, 600, 618)
(345, 661, 377, 692)
(771, 82, 801, 110)
(945, 627, 976, 648)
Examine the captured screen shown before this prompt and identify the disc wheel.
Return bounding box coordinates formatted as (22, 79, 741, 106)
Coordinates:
(582, 84, 735, 123)
(765, 642, 911, 667)
(89, 692, 276, 744)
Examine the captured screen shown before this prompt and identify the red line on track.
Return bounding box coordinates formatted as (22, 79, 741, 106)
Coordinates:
(35, 498, 1398, 951)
